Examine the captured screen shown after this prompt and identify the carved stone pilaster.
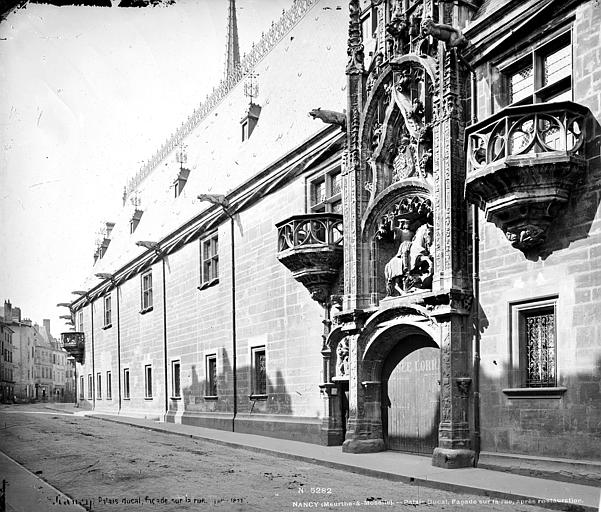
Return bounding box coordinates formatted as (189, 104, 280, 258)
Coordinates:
(343, 335, 386, 453)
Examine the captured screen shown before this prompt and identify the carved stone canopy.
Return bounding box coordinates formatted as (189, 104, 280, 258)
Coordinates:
(465, 101, 589, 251)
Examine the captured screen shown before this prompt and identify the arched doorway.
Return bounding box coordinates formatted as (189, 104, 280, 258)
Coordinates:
(381, 333, 439, 454)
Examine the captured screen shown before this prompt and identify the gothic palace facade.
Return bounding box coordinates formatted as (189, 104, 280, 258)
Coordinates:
(62, 0, 601, 482)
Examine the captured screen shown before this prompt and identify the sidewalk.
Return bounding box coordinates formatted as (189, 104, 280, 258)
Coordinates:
(80, 411, 600, 512)
(0, 451, 87, 512)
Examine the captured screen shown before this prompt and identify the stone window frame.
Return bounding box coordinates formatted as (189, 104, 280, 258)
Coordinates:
(123, 368, 130, 400)
(144, 364, 153, 400)
(250, 346, 267, 399)
(503, 295, 567, 399)
(171, 359, 181, 399)
(96, 372, 102, 400)
(495, 28, 573, 110)
(205, 353, 218, 399)
(306, 161, 343, 214)
(140, 270, 153, 313)
(87, 373, 92, 400)
(106, 371, 112, 400)
(77, 310, 84, 331)
(199, 233, 219, 289)
(102, 294, 112, 329)
(79, 375, 84, 399)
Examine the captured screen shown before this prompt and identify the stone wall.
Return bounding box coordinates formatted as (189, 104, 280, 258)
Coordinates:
(475, 1, 601, 463)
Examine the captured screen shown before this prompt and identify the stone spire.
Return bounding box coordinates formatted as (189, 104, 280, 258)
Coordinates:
(225, 0, 240, 80)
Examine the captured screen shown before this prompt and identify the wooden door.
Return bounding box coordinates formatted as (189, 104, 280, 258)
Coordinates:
(384, 347, 440, 454)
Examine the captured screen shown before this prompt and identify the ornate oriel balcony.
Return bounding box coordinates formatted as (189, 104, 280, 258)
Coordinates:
(276, 213, 343, 304)
(61, 332, 85, 363)
(465, 101, 589, 250)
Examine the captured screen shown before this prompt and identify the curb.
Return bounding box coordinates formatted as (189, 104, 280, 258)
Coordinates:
(89, 414, 595, 512)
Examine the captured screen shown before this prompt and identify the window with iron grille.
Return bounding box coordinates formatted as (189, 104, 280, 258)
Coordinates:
(123, 368, 130, 399)
(103, 294, 112, 328)
(200, 234, 219, 286)
(172, 360, 181, 398)
(206, 354, 217, 397)
(251, 347, 267, 397)
(503, 31, 572, 107)
(141, 271, 153, 311)
(145, 364, 153, 399)
(308, 166, 342, 214)
(509, 296, 560, 394)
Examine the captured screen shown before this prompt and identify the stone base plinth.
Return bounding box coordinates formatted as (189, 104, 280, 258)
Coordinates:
(432, 447, 475, 468)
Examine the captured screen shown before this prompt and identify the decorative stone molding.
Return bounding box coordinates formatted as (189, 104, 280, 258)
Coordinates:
(276, 213, 343, 305)
(61, 332, 85, 364)
(465, 101, 589, 251)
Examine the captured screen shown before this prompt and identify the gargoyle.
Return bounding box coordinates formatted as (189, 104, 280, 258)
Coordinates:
(309, 108, 346, 130)
(421, 17, 468, 49)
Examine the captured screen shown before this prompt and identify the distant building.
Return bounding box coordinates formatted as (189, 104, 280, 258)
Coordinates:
(2, 301, 69, 401)
(0, 321, 15, 401)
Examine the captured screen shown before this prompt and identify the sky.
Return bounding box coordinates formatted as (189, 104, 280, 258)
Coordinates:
(0, 0, 291, 335)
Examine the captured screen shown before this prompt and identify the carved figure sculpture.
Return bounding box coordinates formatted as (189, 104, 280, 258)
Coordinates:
(384, 220, 434, 295)
(336, 338, 350, 377)
(308, 108, 347, 130)
(421, 17, 468, 49)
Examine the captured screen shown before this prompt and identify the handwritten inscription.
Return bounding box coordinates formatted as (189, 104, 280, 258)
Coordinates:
(54, 495, 245, 509)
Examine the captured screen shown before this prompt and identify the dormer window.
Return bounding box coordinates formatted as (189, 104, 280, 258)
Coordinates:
(174, 168, 190, 198)
(93, 222, 115, 263)
(240, 103, 261, 142)
(130, 209, 143, 234)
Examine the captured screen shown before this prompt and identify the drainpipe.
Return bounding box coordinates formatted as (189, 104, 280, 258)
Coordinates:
(162, 258, 169, 419)
(91, 302, 95, 409)
(116, 285, 122, 414)
(470, 70, 481, 464)
(230, 215, 237, 432)
(197, 195, 237, 432)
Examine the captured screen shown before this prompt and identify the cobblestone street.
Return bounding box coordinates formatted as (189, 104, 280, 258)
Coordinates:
(0, 404, 554, 512)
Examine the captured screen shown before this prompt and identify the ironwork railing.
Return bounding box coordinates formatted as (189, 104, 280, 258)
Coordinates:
(276, 214, 343, 253)
(125, 0, 319, 196)
(466, 101, 589, 173)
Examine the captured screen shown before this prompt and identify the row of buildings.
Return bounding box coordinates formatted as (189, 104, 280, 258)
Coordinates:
(0, 301, 74, 402)
(60, 0, 600, 485)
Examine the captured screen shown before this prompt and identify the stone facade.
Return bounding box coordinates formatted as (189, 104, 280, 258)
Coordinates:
(65, 0, 601, 484)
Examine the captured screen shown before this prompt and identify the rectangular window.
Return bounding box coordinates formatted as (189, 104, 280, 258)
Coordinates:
(200, 234, 219, 286)
(103, 295, 112, 328)
(79, 376, 84, 399)
(106, 371, 112, 400)
(206, 355, 217, 397)
(96, 373, 102, 399)
(141, 271, 153, 311)
(251, 347, 267, 396)
(87, 374, 92, 400)
(145, 364, 153, 398)
(123, 368, 130, 399)
(505, 32, 571, 106)
(78, 311, 84, 331)
(172, 360, 181, 398)
(308, 166, 342, 213)
(508, 296, 560, 395)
